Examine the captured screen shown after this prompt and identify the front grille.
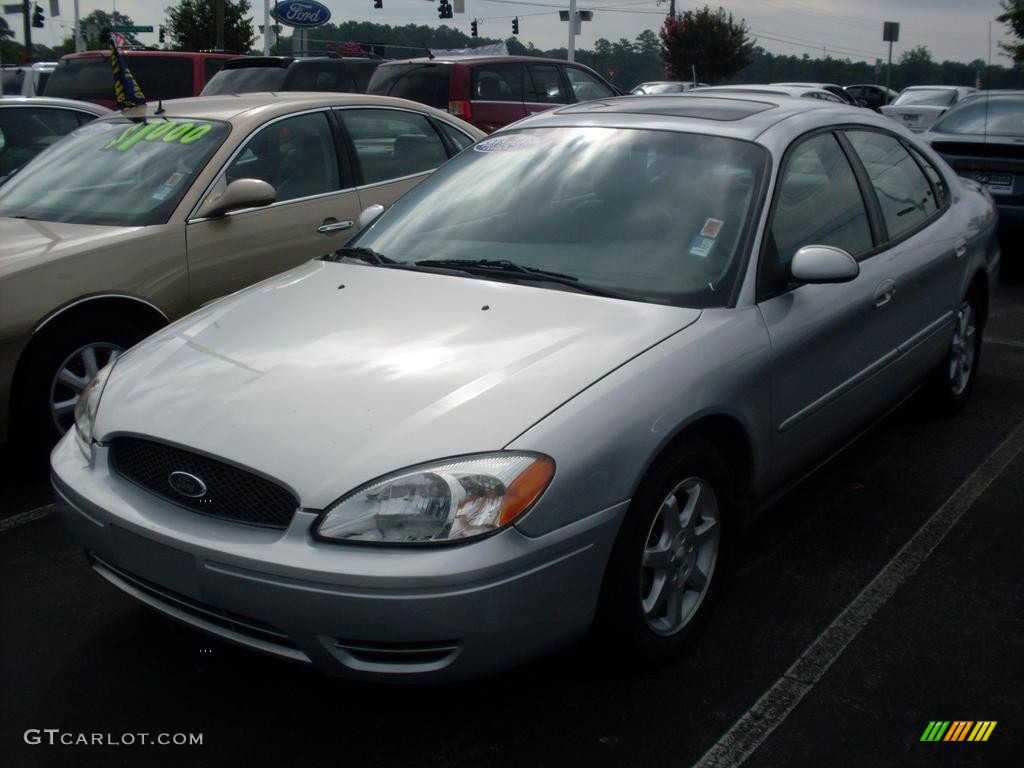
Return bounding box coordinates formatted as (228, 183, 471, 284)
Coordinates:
(110, 437, 298, 529)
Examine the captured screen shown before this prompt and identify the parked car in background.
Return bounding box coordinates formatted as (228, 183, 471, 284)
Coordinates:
(773, 82, 861, 105)
(0, 96, 111, 177)
(367, 55, 619, 133)
(921, 90, 1024, 229)
(45, 50, 239, 108)
(686, 84, 848, 103)
(845, 83, 898, 111)
(880, 85, 977, 132)
(201, 56, 383, 96)
(0, 92, 483, 451)
(51, 93, 997, 683)
(631, 80, 706, 94)
(2, 62, 58, 97)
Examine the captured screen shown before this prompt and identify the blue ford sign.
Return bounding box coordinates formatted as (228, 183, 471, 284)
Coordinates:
(273, 0, 331, 28)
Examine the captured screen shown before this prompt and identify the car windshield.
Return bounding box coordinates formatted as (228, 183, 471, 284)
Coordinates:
(893, 89, 957, 107)
(352, 127, 767, 308)
(932, 96, 1024, 136)
(0, 117, 230, 226)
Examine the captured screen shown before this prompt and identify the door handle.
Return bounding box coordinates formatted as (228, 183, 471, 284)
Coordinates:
(874, 279, 897, 308)
(317, 219, 353, 234)
(954, 236, 968, 260)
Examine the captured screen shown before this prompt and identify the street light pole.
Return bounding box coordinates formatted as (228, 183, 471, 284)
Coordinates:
(74, 0, 83, 52)
(567, 0, 576, 62)
(263, 0, 270, 55)
(216, 0, 225, 50)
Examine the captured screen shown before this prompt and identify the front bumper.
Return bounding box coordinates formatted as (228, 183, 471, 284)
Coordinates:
(51, 434, 626, 682)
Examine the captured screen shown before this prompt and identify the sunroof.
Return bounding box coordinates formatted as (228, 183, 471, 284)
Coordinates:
(555, 96, 777, 121)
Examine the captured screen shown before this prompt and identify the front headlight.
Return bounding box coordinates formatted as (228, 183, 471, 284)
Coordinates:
(316, 453, 555, 544)
(73, 361, 115, 459)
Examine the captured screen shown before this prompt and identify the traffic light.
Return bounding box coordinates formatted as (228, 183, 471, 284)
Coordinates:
(438, 1, 452, 20)
(471, 19, 478, 38)
(373, 0, 382, 7)
(512, 16, 519, 35)
(158, 26, 165, 43)
(32, 3, 44, 28)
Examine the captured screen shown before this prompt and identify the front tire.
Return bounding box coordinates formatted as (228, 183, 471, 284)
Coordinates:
(12, 315, 148, 456)
(594, 441, 734, 665)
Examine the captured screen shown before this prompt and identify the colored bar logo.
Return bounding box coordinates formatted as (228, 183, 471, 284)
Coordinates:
(920, 721, 996, 742)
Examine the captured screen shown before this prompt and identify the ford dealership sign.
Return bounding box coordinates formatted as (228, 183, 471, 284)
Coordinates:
(273, 0, 331, 28)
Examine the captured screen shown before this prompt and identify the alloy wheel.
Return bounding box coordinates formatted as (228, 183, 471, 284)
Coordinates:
(948, 301, 976, 396)
(49, 343, 123, 434)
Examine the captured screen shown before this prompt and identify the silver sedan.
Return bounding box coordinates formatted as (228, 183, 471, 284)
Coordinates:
(52, 94, 999, 682)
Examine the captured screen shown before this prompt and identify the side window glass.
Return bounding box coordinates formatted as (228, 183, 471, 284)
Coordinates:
(907, 145, 947, 207)
(437, 121, 474, 152)
(846, 130, 938, 240)
(763, 133, 872, 296)
(225, 111, 340, 203)
(564, 67, 615, 101)
(341, 108, 448, 184)
(472, 64, 522, 102)
(526, 65, 568, 104)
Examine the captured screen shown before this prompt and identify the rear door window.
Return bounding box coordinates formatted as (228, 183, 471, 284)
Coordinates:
(845, 130, 939, 241)
(340, 108, 449, 184)
(525, 65, 568, 104)
(472, 64, 523, 102)
(367, 64, 451, 110)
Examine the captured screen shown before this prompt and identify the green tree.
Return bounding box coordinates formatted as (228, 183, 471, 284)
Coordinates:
(659, 5, 754, 84)
(997, 0, 1024, 64)
(164, 0, 255, 53)
(898, 45, 936, 87)
(54, 10, 142, 54)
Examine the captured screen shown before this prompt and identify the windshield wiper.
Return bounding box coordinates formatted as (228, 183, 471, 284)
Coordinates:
(321, 246, 396, 266)
(413, 258, 637, 300)
(415, 259, 579, 282)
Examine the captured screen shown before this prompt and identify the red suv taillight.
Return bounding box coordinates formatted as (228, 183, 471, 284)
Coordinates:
(449, 100, 472, 122)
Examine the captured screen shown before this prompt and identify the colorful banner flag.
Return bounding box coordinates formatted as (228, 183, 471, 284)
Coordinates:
(109, 39, 145, 109)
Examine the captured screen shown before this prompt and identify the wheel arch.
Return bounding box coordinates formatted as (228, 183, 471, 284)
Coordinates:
(967, 269, 989, 331)
(9, 294, 169, 427)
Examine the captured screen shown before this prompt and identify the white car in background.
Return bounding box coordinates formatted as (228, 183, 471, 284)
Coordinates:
(880, 86, 977, 132)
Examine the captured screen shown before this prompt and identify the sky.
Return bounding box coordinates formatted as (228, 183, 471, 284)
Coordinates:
(5, 0, 1016, 66)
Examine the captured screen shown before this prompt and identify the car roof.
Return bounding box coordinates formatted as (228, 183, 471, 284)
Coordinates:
(377, 55, 591, 67)
(222, 56, 377, 69)
(59, 50, 238, 60)
(693, 84, 833, 98)
(0, 95, 112, 113)
(523, 94, 864, 141)
(115, 91, 469, 128)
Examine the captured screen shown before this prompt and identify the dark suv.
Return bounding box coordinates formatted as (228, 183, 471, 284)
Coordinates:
(201, 56, 383, 95)
(366, 55, 620, 133)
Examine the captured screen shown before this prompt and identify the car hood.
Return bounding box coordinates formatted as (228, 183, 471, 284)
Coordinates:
(0, 216, 140, 274)
(96, 260, 702, 508)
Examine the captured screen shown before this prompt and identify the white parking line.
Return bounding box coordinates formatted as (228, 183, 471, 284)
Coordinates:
(987, 336, 1024, 350)
(0, 504, 57, 532)
(692, 418, 1024, 768)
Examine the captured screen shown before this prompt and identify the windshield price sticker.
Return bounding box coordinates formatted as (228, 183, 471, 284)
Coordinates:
(474, 134, 541, 153)
(105, 121, 214, 152)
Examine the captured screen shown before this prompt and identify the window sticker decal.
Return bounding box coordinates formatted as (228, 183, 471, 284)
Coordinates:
(474, 134, 541, 153)
(104, 121, 214, 151)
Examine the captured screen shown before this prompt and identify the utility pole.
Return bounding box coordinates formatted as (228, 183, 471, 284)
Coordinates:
(215, 0, 225, 50)
(74, 0, 83, 52)
(567, 0, 576, 62)
(263, 0, 269, 54)
(22, 0, 31, 62)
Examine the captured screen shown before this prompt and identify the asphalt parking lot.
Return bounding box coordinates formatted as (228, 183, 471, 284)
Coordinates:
(2, 261, 1022, 768)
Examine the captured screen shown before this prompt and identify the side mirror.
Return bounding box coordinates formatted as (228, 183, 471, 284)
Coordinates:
(357, 204, 385, 231)
(790, 245, 859, 284)
(196, 178, 276, 218)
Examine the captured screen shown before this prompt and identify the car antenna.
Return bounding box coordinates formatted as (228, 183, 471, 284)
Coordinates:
(155, 98, 165, 115)
(422, 43, 434, 60)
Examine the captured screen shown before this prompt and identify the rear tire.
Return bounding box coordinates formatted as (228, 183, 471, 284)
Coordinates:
(928, 291, 982, 416)
(594, 441, 734, 666)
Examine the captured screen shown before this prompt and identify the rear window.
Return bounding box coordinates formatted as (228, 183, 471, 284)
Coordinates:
(931, 96, 1024, 137)
(367, 64, 451, 110)
(201, 65, 287, 95)
(893, 89, 957, 107)
(283, 62, 357, 92)
(2, 69, 25, 95)
(47, 56, 195, 101)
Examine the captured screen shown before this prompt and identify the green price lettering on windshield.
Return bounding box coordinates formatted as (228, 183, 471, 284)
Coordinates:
(105, 122, 213, 151)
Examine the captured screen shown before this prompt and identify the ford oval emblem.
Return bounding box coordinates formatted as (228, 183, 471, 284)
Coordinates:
(168, 471, 208, 498)
(272, 0, 331, 28)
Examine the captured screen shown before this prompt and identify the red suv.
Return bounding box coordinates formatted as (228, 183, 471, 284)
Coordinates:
(45, 51, 238, 109)
(366, 55, 619, 133)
